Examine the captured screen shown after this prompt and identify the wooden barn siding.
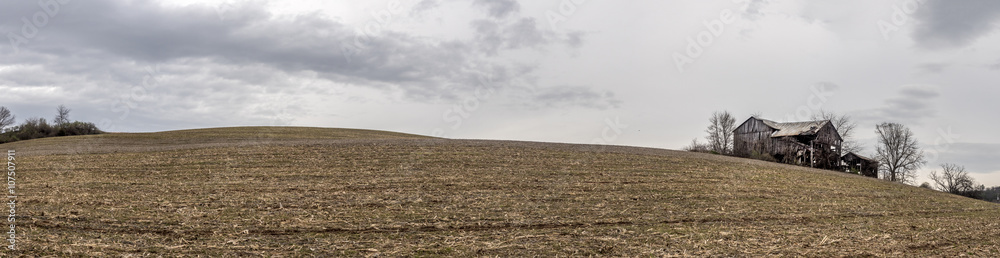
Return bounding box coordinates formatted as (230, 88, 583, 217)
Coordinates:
(733, 118, 776, 157)
(843, 153, 879, 178)
(734, 118, 812, 159)
(734, 118, 843, 170)
(810, 123, 843, 169)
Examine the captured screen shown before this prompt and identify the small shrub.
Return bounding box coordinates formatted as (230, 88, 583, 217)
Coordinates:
(17, 118, 55, 140)
(957, 186, 985, 199)
(0, 118, 102, 144)
(683, 138, 712, 153)
(56, 121, 103, 136)
(0, 134, 17, 144)
(750, 151, 777, 162)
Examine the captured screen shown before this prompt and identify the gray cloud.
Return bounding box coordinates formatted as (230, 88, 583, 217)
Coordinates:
(913, 0, 1000, 50)
(411, 0, 441, 15)
(473, 18, 553, 55)
(472, 0, 520, 19)
(931, 143, 1000, 174)
(898, 86, 941, 99)
(742, 0, 770, 20)
(916, 63, 949, 74)
(0, 0, 613, 129)
(0, 0, 476, 98)
(526, 86, 623, 110)
(989, 59, 1000, 70)
(859, 85, 940, 124)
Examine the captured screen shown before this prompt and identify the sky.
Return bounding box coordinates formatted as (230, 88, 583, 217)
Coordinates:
(1, 0, 999, 186)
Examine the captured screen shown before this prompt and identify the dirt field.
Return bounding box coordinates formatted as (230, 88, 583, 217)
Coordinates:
(4, 127, 999, 256)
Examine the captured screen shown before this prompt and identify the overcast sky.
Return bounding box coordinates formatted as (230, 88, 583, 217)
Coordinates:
(2, 0, 999, 185)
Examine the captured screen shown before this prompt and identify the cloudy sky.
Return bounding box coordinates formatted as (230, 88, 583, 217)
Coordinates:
(2, 0, 999, 185)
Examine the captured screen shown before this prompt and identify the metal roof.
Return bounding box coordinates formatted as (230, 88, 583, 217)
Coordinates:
(756, 118, 832, 138)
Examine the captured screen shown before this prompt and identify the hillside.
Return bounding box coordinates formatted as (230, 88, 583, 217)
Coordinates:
(5, 127, 999, 256)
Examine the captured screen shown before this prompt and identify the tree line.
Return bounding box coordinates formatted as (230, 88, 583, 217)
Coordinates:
(686, 110, 999, 203)
(0, 105, 103, 144)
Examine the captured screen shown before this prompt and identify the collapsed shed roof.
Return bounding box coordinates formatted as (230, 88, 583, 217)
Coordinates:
(843, 152, 877, 163)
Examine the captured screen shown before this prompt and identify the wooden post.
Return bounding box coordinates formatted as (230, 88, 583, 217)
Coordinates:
(810, 141, 814, 168)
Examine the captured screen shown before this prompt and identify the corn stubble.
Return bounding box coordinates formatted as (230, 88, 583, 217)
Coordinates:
(5, 127, 999, 256)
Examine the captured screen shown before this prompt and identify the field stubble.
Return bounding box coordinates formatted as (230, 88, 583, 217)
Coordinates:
(4, 127, 999, 256)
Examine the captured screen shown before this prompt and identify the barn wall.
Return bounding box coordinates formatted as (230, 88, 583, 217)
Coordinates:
(811, 123, 842, 169)
(862, 162, 879, 178)
(814, 123, 842, 147)
(733, 118, 776, 157)
(843, 153, 879, 178)
(735, 118, 845, 170)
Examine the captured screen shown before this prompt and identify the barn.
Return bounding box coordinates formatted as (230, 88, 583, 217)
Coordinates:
(842, 152, 879, 178)
(733, 117, 843, 170)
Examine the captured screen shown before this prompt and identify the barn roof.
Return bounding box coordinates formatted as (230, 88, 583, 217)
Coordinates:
(755, 118, 834, 138)
(843, 152, 877, 162)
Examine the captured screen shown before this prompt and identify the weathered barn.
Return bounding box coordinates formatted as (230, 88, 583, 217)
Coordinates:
(733, 117, 843, 170)
(842, 152, 879, 178)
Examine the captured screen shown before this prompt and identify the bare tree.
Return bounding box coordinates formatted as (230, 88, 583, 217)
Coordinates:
(706, 111, 736, 154)
(874, 122, 925, 184)
(683, 138, 711, 153)
(55, 105, 71, 125)
(0, 106, 14, 131)
(930, 163, 982, 196)
(812, 110, 861, 154)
